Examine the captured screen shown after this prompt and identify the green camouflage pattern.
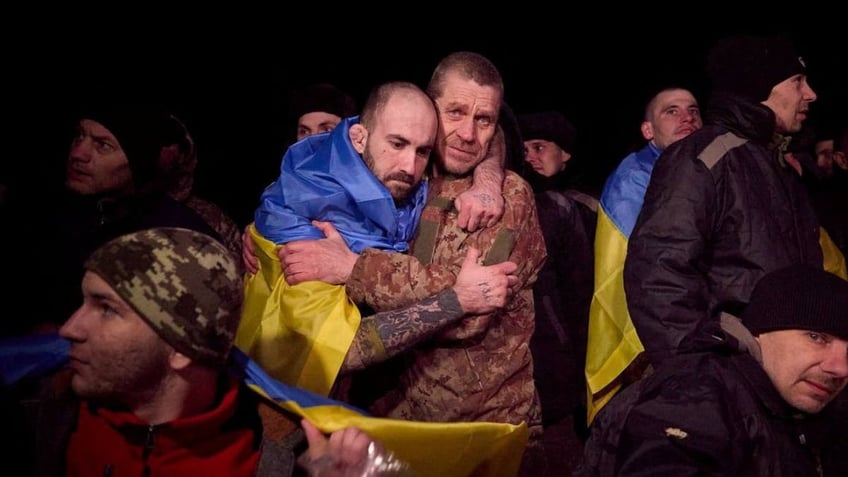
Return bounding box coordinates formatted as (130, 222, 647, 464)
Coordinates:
(346, 171, 547, 440)
(85, 227, 243, 364)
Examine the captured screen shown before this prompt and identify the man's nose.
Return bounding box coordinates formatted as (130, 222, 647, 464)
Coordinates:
(69, 138, 93, 161)
(821, 341, 848, 378)
(455, 117, 476, 142)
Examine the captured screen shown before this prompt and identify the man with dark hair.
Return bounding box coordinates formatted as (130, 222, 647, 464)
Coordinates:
(585, 86, 702, 422)
(6, 103, 223, 337)
(518, 111, 594, 418)
(289, 82, 358, 143)
(624, 35, 846, 368)
(579, 264, 848, 476)
(9, 226, 518, 476)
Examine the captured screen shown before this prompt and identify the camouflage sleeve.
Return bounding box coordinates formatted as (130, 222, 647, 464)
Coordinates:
(341, 288, 463, 371)
(346, 173, 546, 342)
(438, 175, 545, 341)
(345, 247, 458, 309)
(184, 196, 245, 275)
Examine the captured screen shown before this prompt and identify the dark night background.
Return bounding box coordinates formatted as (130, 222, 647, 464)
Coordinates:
(5, 17, 845, 227)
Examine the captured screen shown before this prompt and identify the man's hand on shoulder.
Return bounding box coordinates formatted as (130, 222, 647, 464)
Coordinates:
(455, 186, 504, 233)
(455, 125, 507, 231)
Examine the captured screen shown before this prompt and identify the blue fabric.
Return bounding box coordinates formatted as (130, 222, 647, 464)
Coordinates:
(0, 333, 367, 414)
(231, 348, 366, 413)
(599, 143, 661, 238)
(0, 333, 70, 386)
(254, 116, 427, 253)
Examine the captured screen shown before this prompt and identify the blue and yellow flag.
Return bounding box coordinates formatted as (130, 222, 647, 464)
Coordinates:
(585, 144, 658, 423)
(585, 145, 848, 424)
(236, 224, 361, 396)
(237, 117, 427, 396)
(1, 335, 528, 477)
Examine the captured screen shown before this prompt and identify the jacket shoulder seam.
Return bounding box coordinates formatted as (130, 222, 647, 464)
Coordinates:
(697, 132, 748, 170)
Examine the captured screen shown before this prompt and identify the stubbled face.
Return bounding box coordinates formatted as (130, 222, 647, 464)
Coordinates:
(66, 119, 134, 195)
(762, 75, 817, 134)
(641, 89, 702, 150)
(296, 111, 343, 141)
(758, 329, 848, 414)
(432, 71, 501, 176)
(523, 139, 571, 177)
(60, 271, 172, 403)
(361, 92, 437, 201)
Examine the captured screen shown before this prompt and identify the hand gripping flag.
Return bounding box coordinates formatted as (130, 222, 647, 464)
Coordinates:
(236, 117, 426, 396)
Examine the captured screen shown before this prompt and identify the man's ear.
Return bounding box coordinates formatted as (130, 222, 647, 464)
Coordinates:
(169, 350, 193, 371)
(349, 124, 368, 154)
(640, 121, 653, 141)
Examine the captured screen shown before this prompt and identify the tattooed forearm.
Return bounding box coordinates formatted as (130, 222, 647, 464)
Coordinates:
(341, 289, 464, 372)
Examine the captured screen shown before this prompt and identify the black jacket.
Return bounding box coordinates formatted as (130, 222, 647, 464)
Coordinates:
(577, 328, 841, 476)
(530, 188, 597, 425)
(624, 93, 822, 366)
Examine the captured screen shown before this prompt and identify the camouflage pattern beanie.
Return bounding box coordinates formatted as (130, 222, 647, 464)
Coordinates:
(85, 227, 243, 364)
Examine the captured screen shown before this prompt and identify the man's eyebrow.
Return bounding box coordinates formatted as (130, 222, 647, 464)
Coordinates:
(90, 133, 118, 144)
(385, 134, 411, 144)
(89, 290, 129, 310)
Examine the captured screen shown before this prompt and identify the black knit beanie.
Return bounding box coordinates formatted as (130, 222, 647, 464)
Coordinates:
(517, 111, 577, 154)
(744, 264, 848, 340)
(79, 103, 171, 189)
(290, 83, 357, 121)
(707, 35, 807, 103)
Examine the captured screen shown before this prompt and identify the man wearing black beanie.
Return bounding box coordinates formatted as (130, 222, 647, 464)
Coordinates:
(578, 264, 848, 476)
(624, 34, 847, 368)
(9, 102, 220, 336)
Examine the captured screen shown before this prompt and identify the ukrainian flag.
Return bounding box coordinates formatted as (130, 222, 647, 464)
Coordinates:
(585, 145, 848, 424)
(236, 117, 427, 396)
(1, 335, 528, 477)
(585, 145, 658, 424)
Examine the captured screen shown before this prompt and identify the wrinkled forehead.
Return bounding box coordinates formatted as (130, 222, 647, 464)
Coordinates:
(436, 71, 502, 115)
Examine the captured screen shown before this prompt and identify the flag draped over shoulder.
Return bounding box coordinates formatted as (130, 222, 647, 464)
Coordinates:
(236, 117, 428, 396)
(1, 335, 528, 477)
(254, 116, 426, 253)
(585, 144, 659, 423)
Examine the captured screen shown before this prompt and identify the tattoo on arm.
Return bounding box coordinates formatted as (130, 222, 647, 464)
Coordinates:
(341, 290, 463, 372)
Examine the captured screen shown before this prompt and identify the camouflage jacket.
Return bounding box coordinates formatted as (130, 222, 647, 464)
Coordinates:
(346, 171, 547, 432)
(184, 195, 245, 275)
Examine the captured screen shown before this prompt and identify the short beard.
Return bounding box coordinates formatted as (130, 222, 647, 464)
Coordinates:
(363, 148, 415, 201)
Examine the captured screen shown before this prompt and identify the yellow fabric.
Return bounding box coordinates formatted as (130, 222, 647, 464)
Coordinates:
(236, 224, 361, 396)
(821, 228, 848, 280)
(584, 210, 644, 424)
(248, 383, 529, 477)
